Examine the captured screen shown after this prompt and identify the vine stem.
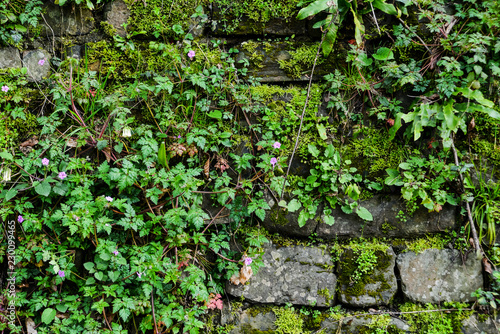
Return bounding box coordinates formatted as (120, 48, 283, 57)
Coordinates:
(278, 10, 339, 201)
(450, 138, 483, 256)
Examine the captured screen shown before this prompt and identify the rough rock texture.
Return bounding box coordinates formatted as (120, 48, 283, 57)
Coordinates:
(320, 315, 410, 333)
(262, 191, 319, 238)
(0, 48, 21, 69)
(317, 195, 457, 239)
(337, 247, 398, 307)
(461, 314, 500, 334)
(104, 0, 130, 37)
(22, 50, 52, 82)
(226, 243, 336, 306)
(221, 307, 277, 334)
(397, 249, 483, 303)
(42, 2, 94, 36)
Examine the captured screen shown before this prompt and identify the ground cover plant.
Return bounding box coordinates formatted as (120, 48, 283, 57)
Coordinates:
(1, 0, 500, 332)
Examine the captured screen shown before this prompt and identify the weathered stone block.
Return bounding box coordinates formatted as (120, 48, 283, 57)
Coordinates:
(104, 0, 130, 37)
(0, 48, 21, 69)
(461, 314, 500, 334)
(397, 248, 483, 303)
(22, 50, 51, 82)
(320, 315, 410, 334)
(337, 246, 398, 307)
(221, 305, 277, 334)
(226, 243, 336, 306)
(42, 2, 94, 36)
(317, 195, 458, 239)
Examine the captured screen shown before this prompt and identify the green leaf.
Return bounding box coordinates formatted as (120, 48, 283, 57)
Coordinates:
(4, 189, 18, 201)
(351, 8, 365, 46)
(357, 53, 373, 67)
(317, 123, 327, 140)
(322, 26, 338, 57)
(308, 144, 320, 158)
(372, 0, 398, 15)
(297, 0, 333, 20)
(356, 206, 373, 221)
(35, 181, 51, 197)
(0, 151, 13, 160)
(298, 210, 309, 227)
(442, 100, 460, 132)
(84, 262, 95, 271)
(323, 215, 335, 226)
(41, 308, 57, 324)
(385, 168, 402, 186)
(325, 144, 336, 159)
(208, 110, 222, 119)
(372, 47, 394, 61)
(287, 199, 301, 213)
(158, 142, 167, 168)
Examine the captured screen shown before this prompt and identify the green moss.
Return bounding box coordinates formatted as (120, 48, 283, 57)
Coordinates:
(472, 138, 500, 168)
(273, 306, 304, 334)
(318, 288, 334, 304)
(404, 235, 448, 254)
(278, 43, 324, 79)
(399, 302, 473, 333)
(100, 21, 118, 38)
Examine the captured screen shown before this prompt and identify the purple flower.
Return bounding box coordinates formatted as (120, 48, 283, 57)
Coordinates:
(38, 59, 45, 66)
(58, 171, 67, 180)
(177, 135, 181, 139)
(270, 157, 277, 167)
(17, 215, 24, 223)
(105, 196, 113, 202)
(244, 257, 252, 265)
(273, 142, 281, 149)
(113, 250, 119, 256)
(137, 272, 142, 278)
(58, 270, 65, 278)
(1, 86, 8, 93)
(41, 158, 49, 166)
(187, 50, 195, 59)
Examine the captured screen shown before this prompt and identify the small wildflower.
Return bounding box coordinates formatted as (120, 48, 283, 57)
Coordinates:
(58, 171, 67, 180)
(105, 224, 110, 227)
(58, 270, 65, 278)
(122, 127, 132, 137)
(270, 157, 277, 167)
(137, 272, 142, 278)
(89, 89, 96, 98)
(244, 257, 252, 265)
(387, 119, 395, 127)
(187, 50, 195, 59)
(41, 158, 49, 166)
(38, 59, 45, 66)
(2, 167, 12, 181)
(273, 142, 281, 149)
(1, 86, 8, 93)
(105, 196, 113, 202)
(113, 250, 119, 256)
(177, 135, 181, 139)
(18, 215, 24, 223)
(73, 215, 80, 221)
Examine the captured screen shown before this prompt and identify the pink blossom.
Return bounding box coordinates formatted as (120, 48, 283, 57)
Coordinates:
(105, 196, 113, 202)
(137, 272, 142, 278)
(113, 250, 119, 256)
(244, 257, 252, 265)
(18, 215, 24, 223)
(58, 270, 65, 278)
(273, 142, 281, 149)
(38, 59, 45, 66)
(187, 50, 195, 59)
(42, 158, 49, 166)
(270, 157, 277, 167)
(58, 171, 67, 180)
(1, 86, 8, 92)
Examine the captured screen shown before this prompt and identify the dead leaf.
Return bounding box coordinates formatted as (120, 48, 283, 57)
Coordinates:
(483, 258, 493, 274)
(204, 157, 210, 179)
(20, 137, 38, 147)
(229, 264, 253, 285)
(66, 137, 78, 147)
(26, 318, 37, 334)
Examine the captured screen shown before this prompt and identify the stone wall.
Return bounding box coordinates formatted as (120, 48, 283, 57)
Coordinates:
(1, 1, 497, 333)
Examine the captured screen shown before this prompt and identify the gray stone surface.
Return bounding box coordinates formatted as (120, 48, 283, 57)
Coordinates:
(397, 248, 483, 303)
(22, 50, 51, 82)
(317, 195, 458, 239)
(226, 243, 336, 306)
(461, 314, 500, 334)
(0, 48, 21, 69)
(262, 191, 319, 238)
(320, 315, 410, 333)
(221, 307, 277, 334)
(42, 2, 94, 36)
(337, 247, 398, 307)
(104, 0, 130, 37)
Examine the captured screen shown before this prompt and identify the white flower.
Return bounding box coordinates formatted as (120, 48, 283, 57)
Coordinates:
(122, 127, 132, 137)
(2, 167, 12, 181)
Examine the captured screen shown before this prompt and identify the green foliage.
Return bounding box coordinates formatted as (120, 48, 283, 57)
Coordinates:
(273, 306, 304, 334)
(0, 0, 43, 46)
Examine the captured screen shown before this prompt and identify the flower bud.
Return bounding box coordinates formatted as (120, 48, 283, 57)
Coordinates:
(122, 127, 132, 137)
(2, 167, 12, 181)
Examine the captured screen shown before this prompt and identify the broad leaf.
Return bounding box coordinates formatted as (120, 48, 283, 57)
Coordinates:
(297, 0, 334, 20)
(373, 47, 394, 61)
(41, 308, 56, 324)
(372, 0, 398, 15)
(356, 206, 373, 221)
(35, 181, 51, 197)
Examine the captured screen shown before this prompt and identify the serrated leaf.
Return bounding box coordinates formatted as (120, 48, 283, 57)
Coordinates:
(287, 199, 301, 212)
(323, 215, 335, 226)
(41, 308, 56, 324)
(4, 189, 18, 201)
(0, 151, 13, 160)
(356, 206, 373, 221)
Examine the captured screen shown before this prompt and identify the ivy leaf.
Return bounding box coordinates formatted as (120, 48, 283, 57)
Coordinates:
(41, 308, 56, 324)
(356, 206, 373, 221)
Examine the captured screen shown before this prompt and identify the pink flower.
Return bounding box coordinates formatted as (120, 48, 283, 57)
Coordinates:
(187, 50, 195, 59)
(18, 215, 24, 223)
(38, 59, 45, 66)
(58, 270, 65, 278)
(42, 158, 49, 166)
(387, 119, 395, 127)
(273, 142, 281, 149)
(137, 272, 142, 278)
(244, 257, 252, 265)
(105, 196, 113, 202)
(1, 86, 8, 92)
(215, 299, 223, 310)
(113, 250, 119, 256)
(270, 157, 277, 167)
(58, 171, 67, 180)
